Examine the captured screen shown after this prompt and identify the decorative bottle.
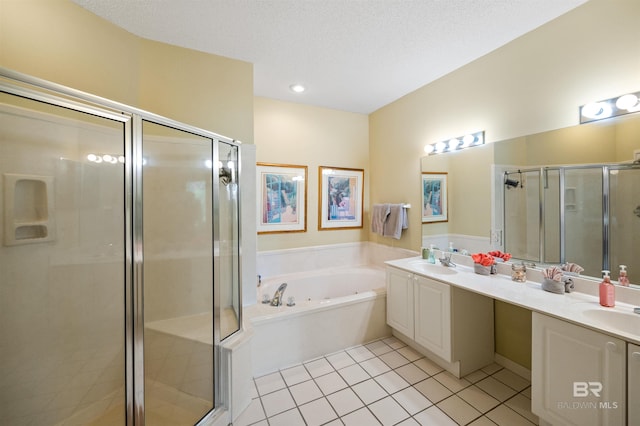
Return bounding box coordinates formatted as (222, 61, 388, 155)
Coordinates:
(428, 244, 436, 264)
(599, 270, 615, 307)
(618, 265, 630, 287)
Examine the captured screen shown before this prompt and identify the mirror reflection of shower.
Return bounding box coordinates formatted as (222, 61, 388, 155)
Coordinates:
(504, 170, 523, 189)
(218, 151, 235, 186)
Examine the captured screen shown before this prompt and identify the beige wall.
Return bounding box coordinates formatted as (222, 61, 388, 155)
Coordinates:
(1, 0, 253, 144)
(370, 0, 640, 252)
(254, 97, 369, 250)
(371, 0, 640, 370)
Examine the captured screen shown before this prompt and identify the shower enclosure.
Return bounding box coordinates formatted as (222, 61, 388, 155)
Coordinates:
(0, 70, 241, 425)
(502, 164, 640, 279)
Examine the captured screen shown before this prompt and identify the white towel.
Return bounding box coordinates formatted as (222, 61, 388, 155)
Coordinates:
(371, 204, 390, 235)
(383, 204, 408, 239)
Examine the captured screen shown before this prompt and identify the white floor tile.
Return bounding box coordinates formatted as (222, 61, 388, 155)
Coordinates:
(365, 340, 394, 356)
(392, 386, 433, 415)
(413, 357, 444, 376)
(396, 345, 423, 362)
(260, 388, 295, 418)
(326, 388, 364, 417)
(281, 365, 312, 387)
(254, 372, 286, 396)
(299, 397, 338, 426)
(437, 394, 482, 425)
(326, 351, 356, 370)
(323, 420, 344, 426)
(359, 357, 391, 377)
(379, 351, 410, 369)
(433, 370, 471, 393)
(396, 417, 421, 426)
(463, 369, 489, 384)
(341, 407, 382, 426)
(314, 371, 348, 396)
(457, 385, 501, 413)
(467, 416, 499, 426)
(337, 364, 370, 386)
(304, 358, 334, 378)
(504, 393, 538, 424)
(492, 369, 531, 392)
(351, 379, 388, 405)
(475, 376, 518, 402)
(486, 404, 536, 426)
(481, 363, 503, 375)
(369, 396, 410, 426)
(395, 362, 429, 385)
(289, 379, 323, 406)
(521, 386, 532, 399)
(268, 408, 305, 426)
(413, 377, 453, 403)
(382, 336, 406, 350)
(231, 398, 265, 426)
(347, 345, 375, 363)
(413, 405, 458, 426)
(374, 370, 410, 394)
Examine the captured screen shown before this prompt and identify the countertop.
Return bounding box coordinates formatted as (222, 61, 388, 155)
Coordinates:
(385, 255, 640, 345)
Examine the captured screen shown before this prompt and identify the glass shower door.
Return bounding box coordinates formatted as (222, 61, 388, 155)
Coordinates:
(142, 121, 215, 425)
(609, 167, 640, 279)
(0, 93, 127, 425)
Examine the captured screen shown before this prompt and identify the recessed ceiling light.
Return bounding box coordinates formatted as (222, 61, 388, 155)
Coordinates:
(290, 84, 305, 93)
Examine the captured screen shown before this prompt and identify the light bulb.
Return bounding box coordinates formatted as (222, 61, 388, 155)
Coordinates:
(87, 154, 97, 162)
(582, 102, 612, 119)
(448, 138, 459, 151)
(435, 142, 446, 153)
(424, 144, 435, 154)
(290, 84, 305, 93)
(462, 134, 475, 148)
(616, 94, 639, 111)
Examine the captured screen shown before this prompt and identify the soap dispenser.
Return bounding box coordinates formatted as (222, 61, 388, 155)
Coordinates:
(428, 244, 436, 264)
(599, 270, 615, 307)
(618, 265, 630, 287)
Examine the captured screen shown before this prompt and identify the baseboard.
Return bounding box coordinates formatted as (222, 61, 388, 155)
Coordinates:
(494, 352, 531, 381)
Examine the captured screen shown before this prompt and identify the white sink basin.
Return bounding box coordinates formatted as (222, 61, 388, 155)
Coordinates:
(407, 260, 457, 275)
(582, 308, 640, 336)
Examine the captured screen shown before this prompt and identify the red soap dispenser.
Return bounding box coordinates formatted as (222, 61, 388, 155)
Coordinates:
(599, 270, 615, 307)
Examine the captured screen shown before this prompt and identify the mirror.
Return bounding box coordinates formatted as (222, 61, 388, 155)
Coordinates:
(421, 113, 640, 288)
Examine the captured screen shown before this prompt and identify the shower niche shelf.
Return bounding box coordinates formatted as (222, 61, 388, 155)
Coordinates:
(3, 173, 56, 246)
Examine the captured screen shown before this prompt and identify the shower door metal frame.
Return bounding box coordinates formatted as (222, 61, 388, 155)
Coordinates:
(504, 162, 640, 272)
(1, 67, 242, 425)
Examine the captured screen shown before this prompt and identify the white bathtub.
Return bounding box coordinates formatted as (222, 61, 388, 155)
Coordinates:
(245, 265, 390, 376)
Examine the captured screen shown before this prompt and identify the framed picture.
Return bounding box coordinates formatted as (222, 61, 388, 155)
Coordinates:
(257, 163, 307, 234)
(422, 172, 448, 223)
(318, 166, 364, 230)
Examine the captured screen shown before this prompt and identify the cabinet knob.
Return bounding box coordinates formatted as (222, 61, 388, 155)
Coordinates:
(606, 341, 618, 352)
(632, 352, 640, 361)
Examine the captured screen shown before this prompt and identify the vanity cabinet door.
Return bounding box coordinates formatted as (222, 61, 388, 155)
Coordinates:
(386, 267, 414, 338)
(629, 343, 640, 426)
(414, 276, 451, 362)
(532, 312, 625, 426)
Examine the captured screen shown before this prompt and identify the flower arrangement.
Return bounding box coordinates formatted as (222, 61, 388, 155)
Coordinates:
(471, 253, 496, 267)
(488, 250, 512, 262)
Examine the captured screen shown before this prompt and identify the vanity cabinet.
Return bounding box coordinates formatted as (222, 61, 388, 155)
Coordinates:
(629, 343, 640, 426)
(386, 267, 415, 337)
(386, 266, 493, 377)
(532, 312, 626, 426)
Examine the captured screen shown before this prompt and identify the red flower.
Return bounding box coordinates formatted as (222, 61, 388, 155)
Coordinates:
(472, 253, 495, 267)
(488, 250, 512, 261)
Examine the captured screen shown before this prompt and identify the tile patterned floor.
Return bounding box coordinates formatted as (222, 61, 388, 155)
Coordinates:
(234, 336, 538, 426)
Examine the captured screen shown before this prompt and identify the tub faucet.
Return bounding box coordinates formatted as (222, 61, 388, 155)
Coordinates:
(257, 274, 262, 287)
(270, 283, 288, 306)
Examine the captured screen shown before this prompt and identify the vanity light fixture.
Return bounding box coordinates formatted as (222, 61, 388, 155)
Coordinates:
(424, 131, 485, 156)
(580, 90, 640, 124)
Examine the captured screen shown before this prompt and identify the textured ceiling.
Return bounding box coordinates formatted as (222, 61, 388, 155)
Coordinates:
(73, 0, 587, 114)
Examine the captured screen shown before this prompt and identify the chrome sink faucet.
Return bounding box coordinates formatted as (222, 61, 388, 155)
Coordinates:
(270, 283, 288, 306)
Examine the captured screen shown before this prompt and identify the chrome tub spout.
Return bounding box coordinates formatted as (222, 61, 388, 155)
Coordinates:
(270, 282, 288, 306)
